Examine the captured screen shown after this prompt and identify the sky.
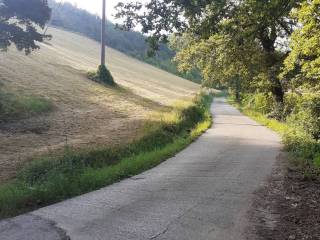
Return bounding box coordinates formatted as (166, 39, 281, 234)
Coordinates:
(63, 0, 146, 22)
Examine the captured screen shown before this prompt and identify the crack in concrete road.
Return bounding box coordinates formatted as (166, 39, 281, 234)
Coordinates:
(0, 98, 281, 240)
(149, 202, 201, 240)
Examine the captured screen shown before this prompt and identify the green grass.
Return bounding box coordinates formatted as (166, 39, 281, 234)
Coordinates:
(0, 90, 53, 120)
(229, 98, 320, 177)
(0, 93, 212, 219)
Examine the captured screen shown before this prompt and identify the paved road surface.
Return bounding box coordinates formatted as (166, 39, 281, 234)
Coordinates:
(0, 98, 281, 240)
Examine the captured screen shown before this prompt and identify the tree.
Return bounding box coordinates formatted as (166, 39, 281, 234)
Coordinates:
(282, 0, 320, 91)
(0, 0, 51, 54)
(170, 33, 267, 102)
(115, 0, 301, 107)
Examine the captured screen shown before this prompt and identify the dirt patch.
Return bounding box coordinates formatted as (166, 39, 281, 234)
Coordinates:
(248, 153, 320, 240)
(0, 104, 145, 182)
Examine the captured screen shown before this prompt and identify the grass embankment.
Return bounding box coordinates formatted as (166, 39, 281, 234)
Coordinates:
(0, 89, 52, 121)
(0, 93, 212, 219)
(229, 98, 320, 176)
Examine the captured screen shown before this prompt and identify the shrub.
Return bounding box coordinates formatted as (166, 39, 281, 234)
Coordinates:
(283, 92, 300, 116)
(97, 65, 115, 85)
(242, 93, 274, 115)
(232, 93, 320, 176)
(314, 155, 320, 169)
(87, 65, 115, 86)
(286, 93, 320, 140)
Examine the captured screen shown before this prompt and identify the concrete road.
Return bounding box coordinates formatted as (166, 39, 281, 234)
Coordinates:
(0, 98, 281, 240)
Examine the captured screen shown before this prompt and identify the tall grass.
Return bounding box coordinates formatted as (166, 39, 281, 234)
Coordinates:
(0, 89, 53, 121)
(0, 93, 212, 219)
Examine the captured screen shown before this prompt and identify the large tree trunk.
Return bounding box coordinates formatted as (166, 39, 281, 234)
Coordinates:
(265, 51, 284, 107)
(271, 80, 284, 104)
(235, 75, 241, 103)
(268, 65, 284, 105)
(231, 75, 241, 103)
(266, 60, 285, 119)
(260, 29, 285, 107)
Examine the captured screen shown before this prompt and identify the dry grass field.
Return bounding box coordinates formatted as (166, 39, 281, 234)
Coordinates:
(0, 27, 199, 182)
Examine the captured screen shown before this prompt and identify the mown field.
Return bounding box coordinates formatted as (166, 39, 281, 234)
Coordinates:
(0, 27, 199, 182)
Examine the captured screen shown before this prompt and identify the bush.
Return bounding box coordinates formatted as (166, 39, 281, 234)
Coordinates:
(97, 65, 115, 85)
(286, 93, 320, 140)
(241, 93, 274, 115)
(314, 155, 320, 169)
(231, 93, 320, 176)
(283, 127, 320, 174)
(283, 92, 301, 116)
(87, 65, 115, 86)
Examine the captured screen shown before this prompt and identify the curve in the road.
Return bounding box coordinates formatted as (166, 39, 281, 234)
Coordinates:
(0, 98, 282, 240)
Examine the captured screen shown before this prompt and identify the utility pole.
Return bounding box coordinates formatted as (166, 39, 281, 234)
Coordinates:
(101, 0, 106, 66)
(98, 0, 114, 85)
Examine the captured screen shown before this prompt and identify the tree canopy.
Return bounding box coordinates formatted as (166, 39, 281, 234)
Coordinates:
(0, 0, 51, 54)
(282, 0, 320, 91)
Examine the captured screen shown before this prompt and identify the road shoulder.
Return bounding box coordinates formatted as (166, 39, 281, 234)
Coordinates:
(248, 152, 320, 240)
(0, 214, 70, 240)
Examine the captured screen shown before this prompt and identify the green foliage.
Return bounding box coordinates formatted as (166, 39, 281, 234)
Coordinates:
(314, 155, 320, 169)
(282, 0, 320, 91)
(87, 65, 115, 86)
(0, 0, 51, 54)
(143, 56, 202, 84)
(97, 65, 115, 85)
(115, 0, 320, 177)
(236, 92, 320, 139)
(116, 0, 303, 105)
(0, 89, 53, 120)
(241, 93, 274, 115)
(0, 94, 212, 218)
(286, 94, 320, 140)
(231, 94, 320, 176)
(171, 33, 266, 92)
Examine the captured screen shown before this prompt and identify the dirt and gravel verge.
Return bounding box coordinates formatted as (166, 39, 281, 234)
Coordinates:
(248, 153, 320, 240)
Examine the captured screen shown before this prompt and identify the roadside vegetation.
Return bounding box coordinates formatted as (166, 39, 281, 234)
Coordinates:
(1, 0, 319, 236)
(115, 0, 320, 237)
(229, 93, 320, 176)
(0, 93, 212, 219)
(116, 0, 320, 175)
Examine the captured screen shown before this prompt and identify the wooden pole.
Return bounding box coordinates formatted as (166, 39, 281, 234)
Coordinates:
(101, 0, 106, 66)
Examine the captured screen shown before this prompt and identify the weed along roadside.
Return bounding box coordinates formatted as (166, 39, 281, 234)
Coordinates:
(0, 93, 212, 219)
(229, 97, 320, 176)
(228, 95, 320, 239)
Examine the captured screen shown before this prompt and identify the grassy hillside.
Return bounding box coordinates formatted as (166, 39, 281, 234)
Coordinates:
(48, 0, 202, 83)
(0, 27, 199, 182)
